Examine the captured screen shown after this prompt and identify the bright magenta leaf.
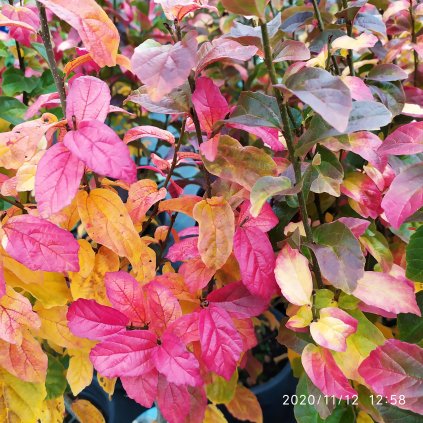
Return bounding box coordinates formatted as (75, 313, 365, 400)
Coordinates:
(67, 299, 129, 340)
(63, 120, 136, 184)
(35, 143, 84, 217)
(237, 200, 278, 233)
(123, 125, 175, 145)
(2, 215, 80, 272)
(199, 305, 243, 380)
(358, 339, 423, 414)
(301, 343, 357, 399)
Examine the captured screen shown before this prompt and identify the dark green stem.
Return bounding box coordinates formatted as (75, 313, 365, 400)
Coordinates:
(342, 0, 355, 76)
(36, 1, 67, 116)
(260, 21, 324, 290)
(410, 0, 419, 86)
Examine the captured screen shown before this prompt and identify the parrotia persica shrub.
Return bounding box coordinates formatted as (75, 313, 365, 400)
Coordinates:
(0, 0, 422, 421)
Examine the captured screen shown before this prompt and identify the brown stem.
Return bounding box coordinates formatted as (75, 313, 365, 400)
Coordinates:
(260, 21, 324, 290)
(36, 1, 67, 116)
(0, 194, 27, 212)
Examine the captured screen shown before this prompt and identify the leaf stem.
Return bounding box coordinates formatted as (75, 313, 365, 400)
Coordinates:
(341, 0, 355, 76)
(36, 1, 67, 116)
(409, 0, 419, 87)
(260, 21, 324, 290)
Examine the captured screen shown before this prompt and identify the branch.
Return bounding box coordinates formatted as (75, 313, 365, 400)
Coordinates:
(260, 21, 324, 290)
(0, 194, 27, 212)
(410, 0, 419, 86)
(342, 0, 355, 76)
(36, 1, 67, 116)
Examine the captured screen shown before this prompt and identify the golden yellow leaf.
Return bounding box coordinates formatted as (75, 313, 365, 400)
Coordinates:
(50, 197, 80, 231)
(71, 399, 106, 423)
(226, 385, 263, 423)
(0, 368, 47, 423)
(67, 350, 93, 396)
(70, 246, 119, 304)
(357, 411, 374, 423)
(97, 373, 116, 400)
(193, 197, 235, 270)
(159, 195, 202, 217)
(39, 397, 65, 423)
(77, 189, 145, 265)
(204, 404, 228, 422)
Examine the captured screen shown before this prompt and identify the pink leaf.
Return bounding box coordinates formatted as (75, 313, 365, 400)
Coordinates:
(121, 369, 158, 408)
(0, 257, 5, 299)
(381, 162, 423, 228)
(152, 330, 202, 386)
(301, 343, 357, 399)
(233, 226, 278, 300)
(145, 281, 182, 336)
(105, 272, 149, 326)
(353, 270, 421, 316)
(2, 5, 39, 47)
(131, 36, 197, 101)
(233, 318, 257, 351)
(67, 299, 129, 340)
(66, 76, 111, 126)
(166, 236, 199, 262)
(63, 120, 136, 184)
(358, 339, 423, 414)
(273, 40, 310, 62)
(2, 215, 79, 272)
(199, 305, 243, 380)
(156, 375, 191, 423)
(207, 281, 268, 319)
(35, 143, 84, 217)
(196, 39, 258, 75)
(24, 92, 60, 119)
(90, 330, 157, 377)
(310, 307, 358, 352)
(337, 217, 370, 238)
(199, 135, 219, 161)
(166, 313, 200, 345)
(179, 257, 215, 293)
(192, 77, 229, 135)
(237, 200, 278, 233)
(184, 386, 207, 423)
(123, 125, 175, 145)
(378, 121, 423, 156)
(341, 76, 374, 101)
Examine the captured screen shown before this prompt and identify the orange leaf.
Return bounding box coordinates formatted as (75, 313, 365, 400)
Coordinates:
(193, 197, 235, 270)
(71, 399, 105, 423)
(226, 385, 263, 423)
(159, 195, 203, 217)
(64, 53, 93, 77)
(37, 0, 119, 67)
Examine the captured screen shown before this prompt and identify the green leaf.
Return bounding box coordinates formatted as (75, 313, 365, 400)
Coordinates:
(398, 291, 423, 346)
(314, 289, 335, 310)
(406, 225, 423, 282)
(311, 221, 365, 293)
(296, 101, 392, 156)
(45, 356, 67, 399)
(310, 146, 344, 197)
(2, 68, 40, 97)
(206, 371, 238, 404)
(225, 91, 282, 129)
(360, 223, 393, 272)
(0, 96, 27, 125)
(31, 42, 49, 62)
(376, 401, 423, 423)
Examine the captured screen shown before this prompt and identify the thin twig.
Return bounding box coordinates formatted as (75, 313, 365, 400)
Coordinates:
(0, 194, 27, 212)
(36, 1, 67, 116)
(342, 0, 355, 76)
(409, 0, 419, 86)
(260, 21, 324, 290)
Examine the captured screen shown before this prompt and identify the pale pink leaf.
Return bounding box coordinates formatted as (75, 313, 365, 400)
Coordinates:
(121, 369, 158, 408)
(63, 120, 136, 184)
(273, 40, 310, 62)
(123, 125, 175, 145)
(131, 37, 197, 101)
(331, 33, 378, 51)
(274, 244, 313, 306)
(192, 77, 229, 135)
(179, 257, 215, 293)
(381, 162, 423, 228)
(67, 299, 129, 340)
(199, 305, 243, 380)
(353, 271, 421, 316)
(66, 76, 111, 126)
(35, 143, 84, 218)
(301, 343, 357, 399)
(358, 339, 423, 414)
(2, 215, 79, 272)
(24, 92, 60, 119)
(1, 5, 39, 47)
(337, 217, 370, 238)
(310, 307, 358, 352)
(234, 226, 278, 300)
(341, 76, 375, 101)
(152, 330, 202, 386)
(378, 121, 423, 156)
(207, 281, 268, 319)
(105, 271, 149, 326)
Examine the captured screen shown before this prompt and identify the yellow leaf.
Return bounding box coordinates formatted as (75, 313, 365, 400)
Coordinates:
(357, 411, 374, 423)
(0, 368, 47, 423)
(71, 399, 106, 423)
(70, 246, 119, 304)
(206, 371, 238, 404)
(97, 373, 116, 400)
(226, 385, 263, 423)
(67, 350, 93, 396)
(204, 404, 228, 422)
(193, 197, 235, 270)
(74, 239, 96, 278)
(77, 189, 147, 267)
(33, 303, 94, 350)
(39, 397, 65, 423)
(159, 195, 202, 217)
(50, 197, 80, 231)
